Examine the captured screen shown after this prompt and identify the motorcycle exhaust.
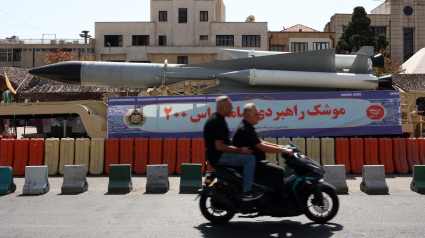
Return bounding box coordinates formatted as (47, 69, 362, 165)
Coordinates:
(204, 187, 236, 211)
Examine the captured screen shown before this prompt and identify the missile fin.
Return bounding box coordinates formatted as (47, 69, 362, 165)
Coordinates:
(183, 49, 336, 73)
(355, 46, 374, 57)
(348, 54, 369, 74)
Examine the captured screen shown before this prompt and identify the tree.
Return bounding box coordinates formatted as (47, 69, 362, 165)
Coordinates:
(336, 6, 388, 53)
(44, 48, 95, 65)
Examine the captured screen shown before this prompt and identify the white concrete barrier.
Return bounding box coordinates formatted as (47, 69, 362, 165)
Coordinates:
(323, 165, 348, 193)
(23, 166, 50, 195)
(61, 165, 88, 194)
(146, 165, 169, 193)
(360, 165, 389, 194)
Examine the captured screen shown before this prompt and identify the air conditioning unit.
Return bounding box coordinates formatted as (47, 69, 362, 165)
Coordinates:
(19, 41, 25, 44)
(73, 41, 79, 44)
(59, 40, 65, 44)
(50, 40, 57, 44)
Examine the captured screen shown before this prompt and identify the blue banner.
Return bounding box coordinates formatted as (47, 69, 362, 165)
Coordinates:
(108, 91, 402, 138)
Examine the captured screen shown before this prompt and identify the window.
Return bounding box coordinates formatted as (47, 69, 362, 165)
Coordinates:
(159, 36, 166, 46)
(200, 11, 208, 22)
(291, 42, 308, 52)
(272, 45, 283, 52)
(104, 35, 123, 47)
(130, 61, 151, 63)
(178, 56, 188, 64)
(371, 27, 386, 36)
(404, 28, 414, 62)
(242, 35, 261, 47)
(159, 11, 167, 21)
(313, 42, 329, 50)
(0, 49, 12, 62)
(216, 35, 234, 46)
(200, 35, 208, 40)
(132, 35, 149, 46)
(179, 8, 187, 23)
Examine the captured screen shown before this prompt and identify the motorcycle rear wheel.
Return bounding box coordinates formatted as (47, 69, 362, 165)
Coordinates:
(200, 194, 235, 223)
(304, 187, 339, 224)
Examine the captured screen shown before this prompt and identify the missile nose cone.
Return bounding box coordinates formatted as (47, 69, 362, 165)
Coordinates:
(28, 61, 82, 85)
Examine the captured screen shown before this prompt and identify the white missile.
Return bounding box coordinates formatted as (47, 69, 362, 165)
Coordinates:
(219, 69, 391, 90)
(220, 49, 385, 70)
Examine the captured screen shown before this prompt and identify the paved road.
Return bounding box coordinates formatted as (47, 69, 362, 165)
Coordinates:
(0, 174, 423, 238)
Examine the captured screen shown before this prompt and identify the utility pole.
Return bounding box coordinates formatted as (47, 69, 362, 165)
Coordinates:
(79, 30, 91, 58)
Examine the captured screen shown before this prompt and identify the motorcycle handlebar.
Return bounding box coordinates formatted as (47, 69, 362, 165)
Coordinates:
(281, 141, 303, 160)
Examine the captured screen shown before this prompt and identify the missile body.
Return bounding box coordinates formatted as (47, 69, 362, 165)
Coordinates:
(220, 49, 384, 70)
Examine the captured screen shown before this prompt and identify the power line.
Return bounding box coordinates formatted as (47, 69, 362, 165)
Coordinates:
(0, 8, 47, 33)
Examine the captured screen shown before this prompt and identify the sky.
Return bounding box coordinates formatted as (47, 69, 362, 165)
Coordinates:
(0, 0, 386, 40)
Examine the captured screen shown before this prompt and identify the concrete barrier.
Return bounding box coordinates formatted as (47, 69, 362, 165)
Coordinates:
(146, 165, 169, 193)
(61, 165, 88, 194)
(0, 167, 16, 195)
(23, 166, 50, 195)
(411, 165, 425, 194)
(323, 165, 348, 193)
(180, 164, 202, 193)
(360, 165, 389, 194)
(108, 164, 133, 194)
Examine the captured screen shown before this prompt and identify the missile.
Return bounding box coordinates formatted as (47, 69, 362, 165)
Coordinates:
(221, 48, 385, 70)
(28, 49, 392, 93)
(218, 69, 392, 90)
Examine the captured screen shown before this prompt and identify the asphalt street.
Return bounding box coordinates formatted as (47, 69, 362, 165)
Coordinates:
(0, 174, 423, 238)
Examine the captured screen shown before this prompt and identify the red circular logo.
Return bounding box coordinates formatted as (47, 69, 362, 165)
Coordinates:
(367, 105, 385, 120)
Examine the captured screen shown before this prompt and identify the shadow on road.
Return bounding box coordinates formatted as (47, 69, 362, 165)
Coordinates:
(194, 220, 343, 238)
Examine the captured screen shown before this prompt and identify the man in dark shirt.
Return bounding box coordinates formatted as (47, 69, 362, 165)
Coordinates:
(204, 96, 263, 201)
(232, 103, 292, 202)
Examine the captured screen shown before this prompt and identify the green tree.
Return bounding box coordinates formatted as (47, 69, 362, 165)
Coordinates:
(336, 6, 388, 53)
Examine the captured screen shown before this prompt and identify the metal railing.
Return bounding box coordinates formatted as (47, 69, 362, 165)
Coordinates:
(1, 39, 90, 45)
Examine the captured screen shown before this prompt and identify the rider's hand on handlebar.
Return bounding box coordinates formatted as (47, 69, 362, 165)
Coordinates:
(283, 148, 293, 157)
(239, 147, 253, 154)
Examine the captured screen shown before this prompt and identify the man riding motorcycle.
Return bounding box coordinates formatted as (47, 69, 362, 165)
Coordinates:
(232, 103, 293, 203)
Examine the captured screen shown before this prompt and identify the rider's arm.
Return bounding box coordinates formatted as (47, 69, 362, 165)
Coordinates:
(255, 141, 293, 155)
(215, 140, 252, 154)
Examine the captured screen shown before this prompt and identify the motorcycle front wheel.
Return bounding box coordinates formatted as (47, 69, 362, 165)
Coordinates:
(304, 187, 339, 224)
(200, 194, 235, 223)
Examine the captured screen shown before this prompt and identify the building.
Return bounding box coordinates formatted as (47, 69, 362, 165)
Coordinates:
(94, 0, 267, 64)
(268, 24, 336, 52)
(324, 0, 425, 63)
(0, 36, 94, 69)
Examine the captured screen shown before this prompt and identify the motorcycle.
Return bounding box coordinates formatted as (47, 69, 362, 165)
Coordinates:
(197, 142, 339, 224)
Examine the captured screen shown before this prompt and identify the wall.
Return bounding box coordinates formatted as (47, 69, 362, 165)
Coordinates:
(268, 32, 336, 52)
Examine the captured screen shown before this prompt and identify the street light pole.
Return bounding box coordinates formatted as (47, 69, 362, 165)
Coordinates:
(107, 42, 111, 62)
(79, 30, 91, 59)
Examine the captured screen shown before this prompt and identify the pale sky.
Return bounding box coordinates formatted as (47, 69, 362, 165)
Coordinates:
(0, 0, 385, 40)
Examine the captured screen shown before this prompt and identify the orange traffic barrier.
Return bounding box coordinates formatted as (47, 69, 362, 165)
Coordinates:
(105, 138, 119, 174)
(378, 138, 394, 173)
(349, 137, 364, 174)
(393, 138, 409, 173)
(163, 138, 177, 174)
(418, 137, 425, 165)
(0, 138, 15, 167)
(120, 137, 134, 172)
(149, 137, 163, 165)
(177, 138, 191, 174)
(335, 138, 350, 173)
(406, 137, 421, 173)
(13, 138, 29, 175)
(192, 138, 206, 174)
(134, 137, 149, 174)
(28, 138, 45, 166)
(364, 137, 379, 165)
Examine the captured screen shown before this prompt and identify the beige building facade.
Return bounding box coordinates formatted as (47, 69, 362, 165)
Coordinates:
(0, 36, 94, 69)
(268, 24, 336, 52)
(324, 0, 425, 63)
(95, 0, 267, 64)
